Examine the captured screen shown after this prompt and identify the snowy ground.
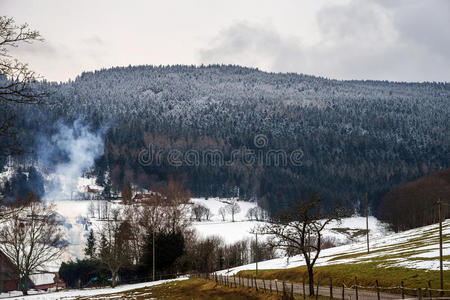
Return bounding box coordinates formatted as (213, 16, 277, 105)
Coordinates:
(2, 277, 188, 300)
(190, 197, 389, 245)
(48, 196, 391, 260)
(217, 219, 450, 274)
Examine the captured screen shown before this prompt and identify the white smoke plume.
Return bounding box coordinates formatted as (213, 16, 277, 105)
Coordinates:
(40, 120, 105, 201)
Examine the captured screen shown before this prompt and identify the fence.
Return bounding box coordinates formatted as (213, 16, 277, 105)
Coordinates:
(192, 273, 450, 300)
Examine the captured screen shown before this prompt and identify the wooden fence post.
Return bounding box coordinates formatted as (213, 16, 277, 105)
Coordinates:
(276, 280, 279, 295)
(255, 277, 258, 292)
(303, 278, 306, 300)
(270, 280, 272, 293)
(355, 277, 359, 300)
(401, 281, 405, 299)
(247, 276, 250, 287)
(291, 282, 294, 300)
(330, 277, 334, 299)
(428, 281, 432, 300)
(263, 279, 266, 292)
(283, 281, 286, 297)
(342, 282, 345, 300)
(316, 278, 320, 300)
(418, 288, 423, 300)
(251, 276, 253, 288)
(234, 276, 236, 288)
(375, 280, 380, 300)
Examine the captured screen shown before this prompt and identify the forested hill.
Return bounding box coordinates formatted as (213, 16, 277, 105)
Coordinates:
(5, 65, 450, 215)
(379, 168, 450, 231)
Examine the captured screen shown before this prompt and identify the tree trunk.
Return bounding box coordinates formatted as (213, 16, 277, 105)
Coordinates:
(111, 271, 117, 288)
(21, 275, 28, 295)
(308, 266, 314, 296)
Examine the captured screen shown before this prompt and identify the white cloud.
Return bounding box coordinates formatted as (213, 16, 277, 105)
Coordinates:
(2, 0, 449, 82)
(198, 0, 450, 81)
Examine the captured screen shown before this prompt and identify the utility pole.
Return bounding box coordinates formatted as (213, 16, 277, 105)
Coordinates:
(438, 199, 443, 296)
(255, 232, 258, 275)
(366, 192, 369, 253)
(152, 228, 155, 281)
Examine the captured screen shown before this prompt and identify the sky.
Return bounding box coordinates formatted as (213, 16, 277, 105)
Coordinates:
(1, 0, 449, 82)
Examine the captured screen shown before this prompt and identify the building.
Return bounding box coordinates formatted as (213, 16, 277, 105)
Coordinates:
(0, 250, 19, 292)
(0, 250, 65, 293)
(133, 191, 166, 205)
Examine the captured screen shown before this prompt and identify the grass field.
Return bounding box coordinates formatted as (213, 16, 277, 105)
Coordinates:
(76, 278, 332, 299)
(221, 220, 448, 294)
(237, 262, 449, 291)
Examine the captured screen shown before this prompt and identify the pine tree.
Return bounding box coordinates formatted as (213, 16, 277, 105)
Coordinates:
(84, 229, 96, 259)
(99, 232, 108, 260)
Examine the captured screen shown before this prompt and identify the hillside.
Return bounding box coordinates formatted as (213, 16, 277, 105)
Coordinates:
(379, 168, 450, 231)
(218, 219, 450, 275)
(3, 65, 450, 217)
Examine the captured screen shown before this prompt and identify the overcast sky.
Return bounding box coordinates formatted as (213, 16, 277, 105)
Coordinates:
(1, 0, 449, 82)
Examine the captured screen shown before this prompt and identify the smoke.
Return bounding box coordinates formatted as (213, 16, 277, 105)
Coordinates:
(39, 119, 105, 201)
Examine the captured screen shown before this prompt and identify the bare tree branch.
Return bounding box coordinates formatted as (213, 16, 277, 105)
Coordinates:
(0, 199, 66, 295)
(255, 194, 349, 296)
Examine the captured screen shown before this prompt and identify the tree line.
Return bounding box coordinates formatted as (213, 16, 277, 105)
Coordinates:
(59, 177, 276, 288)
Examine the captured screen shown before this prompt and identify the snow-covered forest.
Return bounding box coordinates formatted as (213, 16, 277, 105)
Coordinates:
(2, 65, 449, 219)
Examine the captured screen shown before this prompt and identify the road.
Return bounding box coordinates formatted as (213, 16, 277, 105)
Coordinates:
(214, 275, 411, 300)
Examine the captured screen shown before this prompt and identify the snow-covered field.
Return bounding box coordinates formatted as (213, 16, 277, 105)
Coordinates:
(51, 197, 390, 260)
(190, 197, 389, 245)
(217, 219, 450, 275)
(2, 277, 188, 300)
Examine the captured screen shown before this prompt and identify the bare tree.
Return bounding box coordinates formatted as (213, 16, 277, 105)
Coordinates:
(246, 207, 257, 221)
(226, 200, 241, 222)
(0, 16, 47, 157)
(192, 204, 210, 221)
(256, 194, 349, 296)
(218, 206, 227, 221)
(99, 208, 127, 288)
(0, 200, 66, 295)
(157, 176, 191, 232)
(100, 200, 110, 220)
(204, 206, 213, 221)
(123, 203, 153, 264)
(87, 200, 95, 218)
(247, 207, 269, 221)
(121, 183, 132, 204)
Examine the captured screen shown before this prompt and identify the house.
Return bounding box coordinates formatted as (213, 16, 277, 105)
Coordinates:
(0, 250, 19, 292)
(0, 250, 65, 293)
(133, 191, 166, 205)
(29, 273, 65, 291)
(86, 185, 100, 194)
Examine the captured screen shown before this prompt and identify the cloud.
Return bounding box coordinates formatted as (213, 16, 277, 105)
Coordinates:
(198, 21, 304, 73)
(82, 35, 105, 46)
(198, 0, 450, 82)
(9, 40, 61, 58)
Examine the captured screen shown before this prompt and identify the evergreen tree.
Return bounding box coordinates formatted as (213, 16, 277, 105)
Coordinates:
(99, 232, 108, 260)
(141, 230, 185, 274)
(84, 229, 96, 259)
